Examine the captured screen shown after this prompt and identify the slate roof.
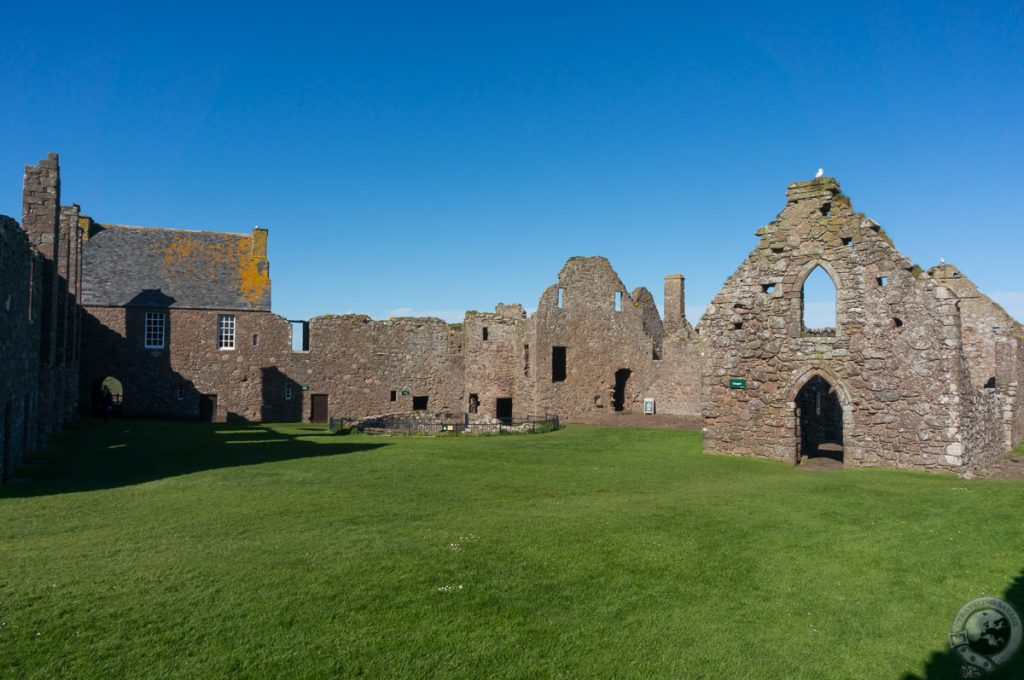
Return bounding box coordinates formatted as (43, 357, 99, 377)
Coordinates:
(81, 224, 271, 311)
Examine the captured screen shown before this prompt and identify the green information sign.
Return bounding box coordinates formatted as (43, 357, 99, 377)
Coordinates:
(728, 378, 747, 389)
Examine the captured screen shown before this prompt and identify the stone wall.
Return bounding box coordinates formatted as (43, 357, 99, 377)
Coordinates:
(11, 148, 1012, 477)
(0, 216, 42, 480)
(0, 154, 82, 482)
(700, 177, 1017, 474)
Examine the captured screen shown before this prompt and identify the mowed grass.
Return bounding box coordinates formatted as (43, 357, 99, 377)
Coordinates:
(2, 421, 1024, 679)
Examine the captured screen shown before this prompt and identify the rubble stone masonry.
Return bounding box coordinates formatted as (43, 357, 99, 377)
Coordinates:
(3, 152, 1023, 479)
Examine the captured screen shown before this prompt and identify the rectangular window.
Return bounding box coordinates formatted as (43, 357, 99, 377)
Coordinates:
(390, 390, 397, 402)
(557, 287, 564, 308)
(552, 346, 567, 382)
(252, 334, 259, 346)
(145, 312, 166, 348)
(291, 321, 309, 352)
(523, 344, 530, 376)
(412, 396, 429, 411)
(285, 385, 293, 401)
(482, 326, 489, 341)
(217, 315, 236, 350)
(175, 386, 185, 401)
(615, 291, 622, 311)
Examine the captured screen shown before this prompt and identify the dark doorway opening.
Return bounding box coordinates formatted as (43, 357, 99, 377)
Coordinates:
(310, 394, 329, 423)
(551, 346, 567, 382)
(3, 401, 12, 484)
(199, 394, 218, 422)
(496, 397, 513, 422)
(612, 369, 632, 412)
(795, 375, 844, 465)
(468, 393, 479, 414)
(412, 396, 429, 411)
(92, 376, 124, 418)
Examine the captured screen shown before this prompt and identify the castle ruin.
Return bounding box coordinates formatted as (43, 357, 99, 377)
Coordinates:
(1, 155, 1021, 477)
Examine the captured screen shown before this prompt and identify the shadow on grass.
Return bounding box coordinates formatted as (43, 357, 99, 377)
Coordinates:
(904, 569, 1024, 679)
(0, 418, 389, 498)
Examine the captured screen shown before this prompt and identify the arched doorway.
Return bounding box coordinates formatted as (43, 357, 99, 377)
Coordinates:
(795, 374, 844, 465)
(92, 376, 124, 418)
(612, 369, 631, 412)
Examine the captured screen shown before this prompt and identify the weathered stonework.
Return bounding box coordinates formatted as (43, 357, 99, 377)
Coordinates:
(0, 155, 82, 482)
(699, 178, 1020, 474)
(5, 152, 1023, 480)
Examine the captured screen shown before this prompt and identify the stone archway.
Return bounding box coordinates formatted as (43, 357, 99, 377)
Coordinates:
(785, 368, 853, 468)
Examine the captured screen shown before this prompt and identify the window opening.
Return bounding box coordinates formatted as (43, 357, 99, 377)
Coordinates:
(290, 321, 310, 352)
(217, 315, 236, 350)
(801, 266, 837, 335)
(144, 312, 166, 349)
(551, 346, 567, 382)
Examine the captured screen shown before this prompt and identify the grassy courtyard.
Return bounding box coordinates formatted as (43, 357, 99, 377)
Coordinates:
(2, 421, 1023, 678)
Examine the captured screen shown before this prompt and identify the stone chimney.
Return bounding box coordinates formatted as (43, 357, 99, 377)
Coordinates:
(664, 274, 685, 334)
(22, 153, 61, 365)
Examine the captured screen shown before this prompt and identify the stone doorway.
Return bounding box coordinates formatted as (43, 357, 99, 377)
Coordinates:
(92, 376, 124, 418)
(795, 375, 844, 467)
(612, 369, 631, 412)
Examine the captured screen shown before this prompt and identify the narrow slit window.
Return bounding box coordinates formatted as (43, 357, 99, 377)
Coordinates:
(285, 385, 293, 401)
(615, 291, 622, 312)
(175, 386, 185, 401)
(252, 334, 259, 346)
(551, 346, 567, 382)
(523, 344, 529, 376)
(482, 327, 488, 341)
(390, 390, 397, 402)
(556, 287, 564, 308)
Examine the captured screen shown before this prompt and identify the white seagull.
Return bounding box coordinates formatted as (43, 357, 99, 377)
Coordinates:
(815, 168, 824, 179)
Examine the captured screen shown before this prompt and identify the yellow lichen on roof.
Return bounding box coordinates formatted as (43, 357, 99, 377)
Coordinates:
(159, 232, 268, 306)
(236, 236, 269, 305)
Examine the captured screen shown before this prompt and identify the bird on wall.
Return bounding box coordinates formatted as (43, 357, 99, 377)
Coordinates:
(815, 168, 824, 178)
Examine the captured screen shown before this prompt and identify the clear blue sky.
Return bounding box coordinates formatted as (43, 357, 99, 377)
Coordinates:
(2, 2, 1022, 325)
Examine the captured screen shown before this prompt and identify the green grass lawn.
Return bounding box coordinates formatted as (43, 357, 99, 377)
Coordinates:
(2, 421, 1024, 679)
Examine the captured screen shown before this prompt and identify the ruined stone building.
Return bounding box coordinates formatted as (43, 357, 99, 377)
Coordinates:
(699, 178, 1023, 474)
(0, 154, 83, 481)
(2, 154, 1022, 478)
